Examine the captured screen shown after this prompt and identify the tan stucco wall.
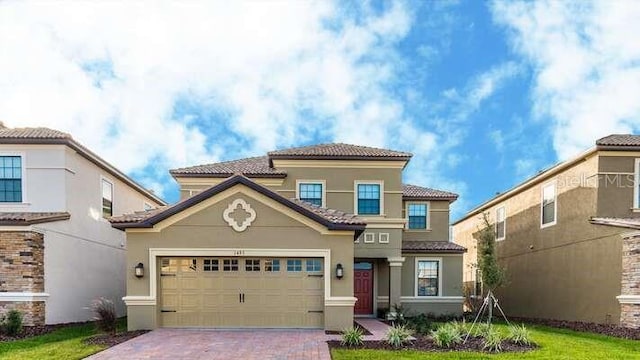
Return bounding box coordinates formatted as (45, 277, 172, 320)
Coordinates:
(402, 200, 451, 241)
(597, 155, 640, 218)
(125, 186, 355, 330)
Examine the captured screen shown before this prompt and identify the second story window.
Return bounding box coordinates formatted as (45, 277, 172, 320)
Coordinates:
(357, 183, 381, 215)
(541, 182, 556, 227)
(299, 182, 323, 206)
(102, 179, 113, 218)
(0, 156, 22, 203)
(496, 206, 506, 240)
(408, 203, 428, 229)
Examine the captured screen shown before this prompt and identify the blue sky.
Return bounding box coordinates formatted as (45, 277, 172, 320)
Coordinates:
(1, 1, 639, 219)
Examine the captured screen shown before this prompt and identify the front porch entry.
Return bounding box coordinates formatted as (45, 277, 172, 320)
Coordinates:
(354, 262, 373, 315)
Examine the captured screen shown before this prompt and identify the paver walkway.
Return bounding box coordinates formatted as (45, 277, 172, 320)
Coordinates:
(86, 328, 331, 360)
(355, 318, 393, 340)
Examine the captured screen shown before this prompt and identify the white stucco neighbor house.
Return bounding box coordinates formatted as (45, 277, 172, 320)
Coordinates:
(0, 125, 165, 325)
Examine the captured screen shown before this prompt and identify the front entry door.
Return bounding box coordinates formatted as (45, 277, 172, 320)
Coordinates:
(354, 262, 373, 315)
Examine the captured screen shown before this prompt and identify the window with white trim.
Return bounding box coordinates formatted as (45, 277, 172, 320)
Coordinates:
(203, 259, 219, 272)
(496, 206, 506, 240)
(357, 183, 381, 215)
(407, 203, 428, 229)
(245, 259, 260, 272)
(379, 233, 389, 243)
(299, 182, 323, 206)
(306, 259, 322, 272)
(102, 179, 114, 218)
(416, 259, 440, 296)
(0, 156, 22, 202)
(286, 259, 302, 272)
(634, 159, 640, 209)
(541, 182, 556, 227)
(364, 233, 375, 243)
(223, 259, 238, 271)
(264, 259, 280, 272)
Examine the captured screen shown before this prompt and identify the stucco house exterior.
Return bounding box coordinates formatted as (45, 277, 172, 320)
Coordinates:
(452, 134, 640, 328)
(0, 126, 165, 325)
(111, 143, 464, 331)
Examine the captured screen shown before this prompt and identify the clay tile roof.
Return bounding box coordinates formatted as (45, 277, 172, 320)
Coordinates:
(267, 143, 412, 160)
(0, 127, 72, 139)
(108, 207, 168, 224)
(402, 184, 458, 201)
(402, 240, 466, 253)
(0, 212, 71, 225)
(290, 199, 366, 226)
(589, 217, 640, 230)
(596, 134, 640, 147)
(170, 156, 286, 178)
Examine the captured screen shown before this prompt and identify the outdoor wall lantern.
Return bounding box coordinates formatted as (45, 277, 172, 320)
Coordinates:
(336, 263, 344, 279)
(134, 262, 144, 278)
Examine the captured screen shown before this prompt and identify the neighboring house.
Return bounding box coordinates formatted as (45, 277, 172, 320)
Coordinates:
(0, 126, 165, 326)
(110, 144, 463, 331)
(453, 134, 640, 328)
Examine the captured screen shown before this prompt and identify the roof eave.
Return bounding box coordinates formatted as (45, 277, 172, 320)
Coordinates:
(0, 213, 71, 226)
(269, 155, 412, 162)
(169, 172, 287, 179)
(401, 249, 467, 254)
(403, 196, 459, 203)
(596, 145, 640, 151)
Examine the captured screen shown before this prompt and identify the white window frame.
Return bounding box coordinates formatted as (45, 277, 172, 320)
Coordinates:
(415, 257, 442, 297)
(354, 180, 384, 216)
(634, 158, 640, 209)
(540, 180, 557, 228)
(363, 233, 375, 243)
(379, 233, 389, 244)
(101, 176, 114, 219)
(495, 206, 506, 241)
(0, 152, 27, 205)
(405, 201, 430, 230)
(295, 180, 326, 207)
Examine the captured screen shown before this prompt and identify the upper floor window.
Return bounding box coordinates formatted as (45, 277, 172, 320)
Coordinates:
(634, 159, 640, 209)
(102, 179, 113, 218)
(541, 182, 556, 227)
(416, 259, 440, 296)
(496, 206, 506, 240)
(357, 182, 381, 215)
(298, 182, 323, 206)
(407, 203, 428, 229)
(0, 156, 22, 203)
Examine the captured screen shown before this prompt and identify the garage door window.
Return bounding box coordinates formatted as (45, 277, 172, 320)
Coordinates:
(180, 258, 197, 272)
(306, 259, 322, 272)
(245, 259, 260, 272)
(287, 259, 302, 272)
(223, 259, 238, 271)
(203, 259, 219, 271)
(161, 258, 178, 273)
(264, 259, 280, 272)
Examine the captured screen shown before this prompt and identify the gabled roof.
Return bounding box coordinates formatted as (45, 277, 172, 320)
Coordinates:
(170, 156, 286, 178)
(402, 184, 458, 202)
(402, 240, 466, 254)
(0, 126, 166, 205)
(267, 143, 412, 161)
(0, 212, 70, 226)
(596, 134, 640, 147)
(110, 175, 366, 234)
(589, 217, 640, 230)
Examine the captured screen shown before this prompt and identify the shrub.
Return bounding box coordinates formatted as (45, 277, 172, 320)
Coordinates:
(391, 303, 409, 326)
(482, 328, 505, 352)
(386, 324, 413, 348)
(2, 310, 23, 336)
(450, 319, 468, 334)
(341, 326, 364, 347)
(431, 323, 462, 348)
(469, 322, 491, 337)
(407, 314, 433, 335)
(92, 297, 117, 335)
(508, 323, 532, 345)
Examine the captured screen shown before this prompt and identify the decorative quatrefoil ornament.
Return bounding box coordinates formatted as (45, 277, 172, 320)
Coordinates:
(222, 198, 257, 232)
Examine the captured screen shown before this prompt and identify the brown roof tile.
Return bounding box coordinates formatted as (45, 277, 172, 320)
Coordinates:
(0, 212, 70, 225)
(268, 143, 412, 160)
(596, 134, 640, 147)
(402, 240, 466, 253)
(170, 156, 286, 178)
(290, 199, 365, 226)
(402, 184, 458, 201)
(0, 127, 72, 139)
(589, 217, 640, 230)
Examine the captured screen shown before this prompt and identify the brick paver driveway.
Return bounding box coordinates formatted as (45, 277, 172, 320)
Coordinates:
(86, 328, 331, 360)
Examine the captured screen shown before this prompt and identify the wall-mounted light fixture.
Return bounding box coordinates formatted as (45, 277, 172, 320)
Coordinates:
(336, 263, 344, 279)
(134, 262, 144, 278)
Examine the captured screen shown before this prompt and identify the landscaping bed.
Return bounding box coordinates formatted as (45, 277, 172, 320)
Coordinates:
(0, 321, 93, 342)
(325, 322, 373, 335)
(84, 330, 149, 347)
(509, 317, 640, 340)
(328, 335, 537, 353)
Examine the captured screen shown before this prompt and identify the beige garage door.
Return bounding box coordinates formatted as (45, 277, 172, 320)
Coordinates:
(159, 257, 324, 328)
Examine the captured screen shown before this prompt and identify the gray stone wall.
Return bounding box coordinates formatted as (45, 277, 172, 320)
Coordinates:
(620, 232, 640, 328)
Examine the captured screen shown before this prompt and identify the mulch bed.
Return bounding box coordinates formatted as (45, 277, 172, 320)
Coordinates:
(0, 321, 93, 342)
(325, 322, 373, 335)
(84, 330, 149, 347)
(328, 335, 538, 353)
(509, 317, 640, 340)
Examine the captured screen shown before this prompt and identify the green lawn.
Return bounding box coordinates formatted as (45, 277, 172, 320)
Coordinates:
(332, 324, 640, 360)
(0, 319, 125, 360)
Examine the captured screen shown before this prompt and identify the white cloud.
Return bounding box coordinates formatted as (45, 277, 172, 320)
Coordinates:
(491, 0, 640, 159)
(0, 0, 434, 197)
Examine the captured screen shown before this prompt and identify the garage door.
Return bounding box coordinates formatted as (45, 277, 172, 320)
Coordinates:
(159, 257, 324, 328)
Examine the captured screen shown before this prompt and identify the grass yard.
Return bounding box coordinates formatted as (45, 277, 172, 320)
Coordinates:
(332, 324, 640, 360)
(0, 319, 126, 360)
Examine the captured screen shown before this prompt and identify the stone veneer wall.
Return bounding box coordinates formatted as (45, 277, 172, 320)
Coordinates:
(0, 231, 45, 326)
(620, 232, 640, 328)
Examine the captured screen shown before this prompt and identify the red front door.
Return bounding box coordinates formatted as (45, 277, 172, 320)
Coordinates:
(354, 266, 373, 315)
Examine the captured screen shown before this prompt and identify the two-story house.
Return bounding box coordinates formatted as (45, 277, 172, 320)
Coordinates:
(110, 144, 463, 331)
(0, 126, 165, 325)
(453, 134, 640, 328)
